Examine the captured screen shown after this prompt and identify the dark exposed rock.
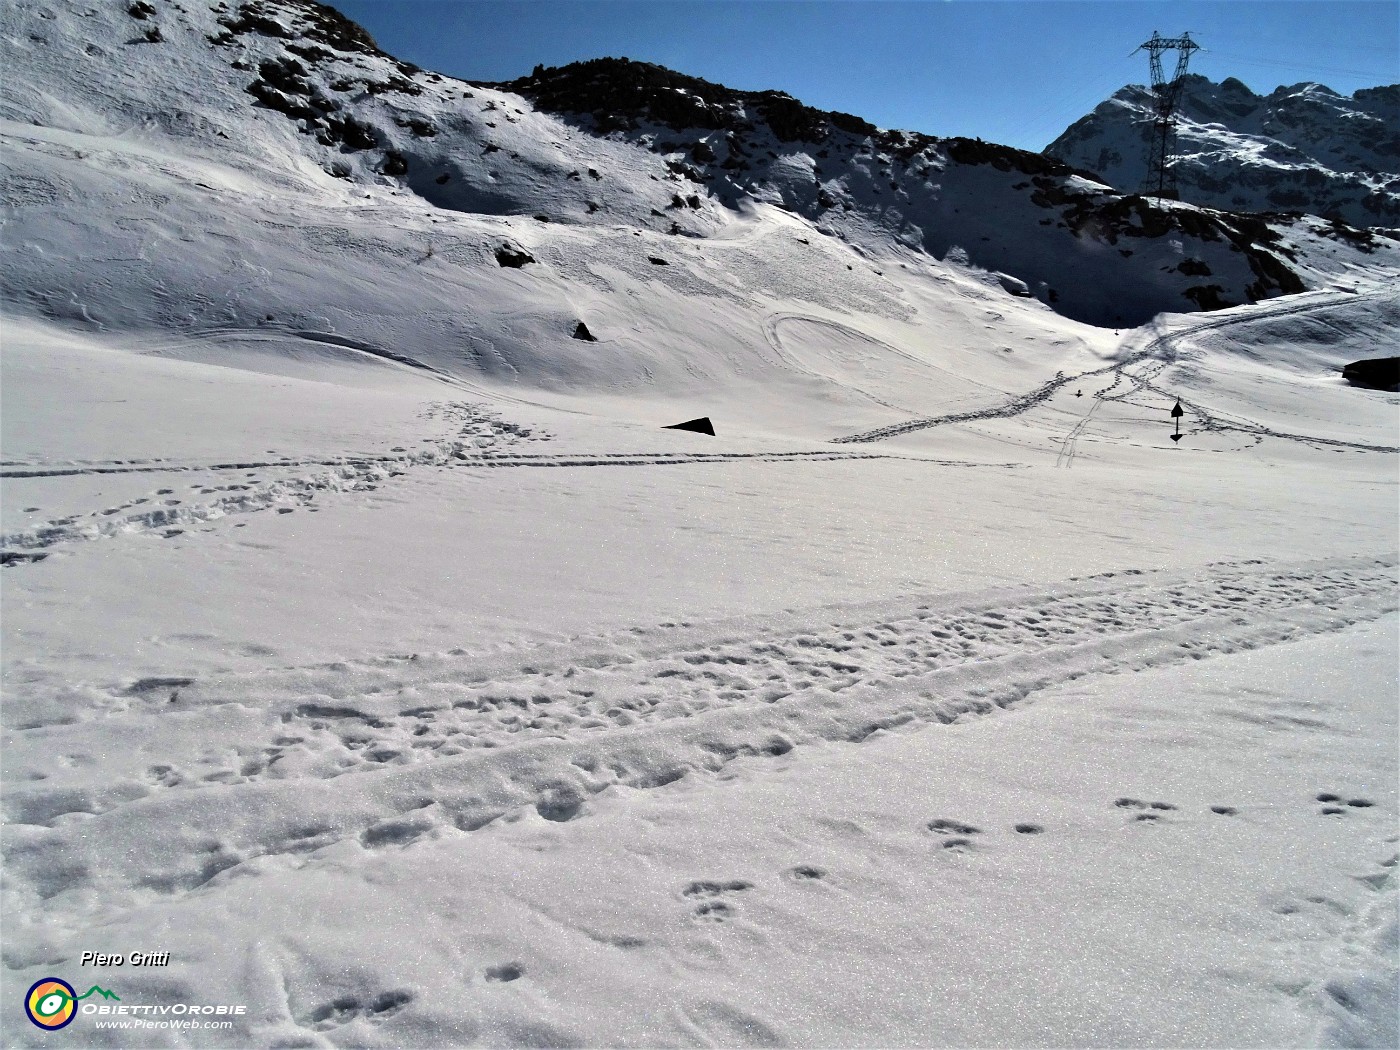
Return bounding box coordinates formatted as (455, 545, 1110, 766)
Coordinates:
(572, 321, 597, 341)
(286, 0, 379, 53)
(1182, 285, 1230, 310)
(1341, 357, 1400, 391)
(395, 116, 437, 137)
(257, 55, 311, 94)
(945, 137, 1071, 177)
(216, 0, 383, 60)
(380, 150, 408, 176)
(495, 244, 535, 268)
(247, 81, 321, 124)
(486, 57, 874, 145)
(216, 1, 291, 39)
(285, 42, 334, 62)
(198, 2, 1352, 329)
(316, 113, 378, 151)
(365, 74, 423, 97)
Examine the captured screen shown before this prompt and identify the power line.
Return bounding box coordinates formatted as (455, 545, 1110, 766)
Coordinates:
(1201, 51, 1395, 81)
(1000, 67, 1136, 148)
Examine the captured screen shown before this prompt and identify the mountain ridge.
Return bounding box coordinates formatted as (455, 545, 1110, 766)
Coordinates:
(1047, 74, 1400, 228)
(1, 0, 1396, 381)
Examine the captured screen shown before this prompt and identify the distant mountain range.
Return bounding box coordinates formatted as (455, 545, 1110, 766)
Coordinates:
(1046, 75, 1400, 228)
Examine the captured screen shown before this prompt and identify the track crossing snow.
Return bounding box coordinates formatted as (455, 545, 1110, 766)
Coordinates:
(835, 291, 1400, 453)
(5, 554, 1394, 917)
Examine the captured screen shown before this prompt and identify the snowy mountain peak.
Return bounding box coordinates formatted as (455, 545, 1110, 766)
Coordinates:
(1047, 74, 1400, 227)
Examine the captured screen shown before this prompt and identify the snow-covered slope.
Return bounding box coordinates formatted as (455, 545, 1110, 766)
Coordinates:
(2, 3, 1398, 1049)
(1047, 75, 1400, 228)
(4, 0, 1397, 360)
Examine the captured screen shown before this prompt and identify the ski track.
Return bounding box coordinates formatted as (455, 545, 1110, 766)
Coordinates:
(1055, 395, 1102, 468)
(8, 293, 1390, 561)
(3, 554, 1395, 921)
(835, 291, 1400, 452)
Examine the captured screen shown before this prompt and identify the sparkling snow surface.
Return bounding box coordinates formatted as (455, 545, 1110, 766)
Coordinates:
(2, 3, 1398, 1048)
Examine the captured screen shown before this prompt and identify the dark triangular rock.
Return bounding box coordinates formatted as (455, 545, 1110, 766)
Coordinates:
(664, 416, 715, 436)
(572, 321, 596, 341)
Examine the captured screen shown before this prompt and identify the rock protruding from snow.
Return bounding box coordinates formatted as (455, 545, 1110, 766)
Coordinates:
(495, 245, 536, 268)
(1341, 357, 1400, 391)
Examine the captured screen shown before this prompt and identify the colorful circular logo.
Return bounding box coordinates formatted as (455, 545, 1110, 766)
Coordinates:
(25, 978, 77, 1030)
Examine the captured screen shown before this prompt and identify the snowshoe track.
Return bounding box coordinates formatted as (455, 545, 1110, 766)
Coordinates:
(4, 554, 1395, 916)
(835, 291, 1400, 452)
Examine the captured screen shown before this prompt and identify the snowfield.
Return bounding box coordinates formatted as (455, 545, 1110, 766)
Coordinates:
(2, 2, 1398, 1048)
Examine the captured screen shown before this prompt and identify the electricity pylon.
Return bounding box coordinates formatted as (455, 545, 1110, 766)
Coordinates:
(1132, 31, 1201, 198)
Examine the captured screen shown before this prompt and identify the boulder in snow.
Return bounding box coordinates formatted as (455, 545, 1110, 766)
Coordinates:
(997, 273, 1031, 297)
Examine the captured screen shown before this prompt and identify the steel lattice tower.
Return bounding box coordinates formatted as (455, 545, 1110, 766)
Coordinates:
(1133, 31, 1201, 198)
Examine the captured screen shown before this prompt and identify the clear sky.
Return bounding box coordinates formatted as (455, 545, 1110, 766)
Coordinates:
(330, 1, 1398, 151)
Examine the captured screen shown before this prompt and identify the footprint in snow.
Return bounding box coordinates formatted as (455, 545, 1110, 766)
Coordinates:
(927, 819, 983, 852)
(304, 990, 412, 1030)
(1316, 792, 1374, 815)
(1115, 798, 1177, 822)
(684, 879, 752, 921)
(927, 818, 982, 836)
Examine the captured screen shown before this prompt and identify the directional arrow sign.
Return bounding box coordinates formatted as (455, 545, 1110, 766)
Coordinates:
(1170, 400, 1184, 443)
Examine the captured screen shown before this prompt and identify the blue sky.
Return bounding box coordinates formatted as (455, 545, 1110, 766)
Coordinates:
(330, 1, 1398, 150)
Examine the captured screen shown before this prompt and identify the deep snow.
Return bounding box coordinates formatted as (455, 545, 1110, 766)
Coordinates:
(2, 2, 1398, 1048)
